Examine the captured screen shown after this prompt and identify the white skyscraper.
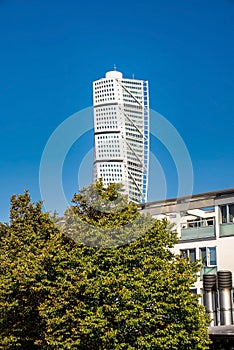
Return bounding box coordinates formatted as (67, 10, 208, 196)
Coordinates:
(93, 69, 149, 203)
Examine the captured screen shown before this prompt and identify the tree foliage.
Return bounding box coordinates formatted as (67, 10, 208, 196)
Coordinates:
(62, 179, 151, 247)
(0, 183, 211, 349)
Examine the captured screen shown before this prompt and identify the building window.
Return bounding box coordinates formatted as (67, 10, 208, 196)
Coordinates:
(221, 205, 227, 223)
(220, 203, 234, 224)
(200, 247, 217, 267)
(180, 248, 196, 263)
(228, 204, 234, 222)
(190, 288, 197, 295)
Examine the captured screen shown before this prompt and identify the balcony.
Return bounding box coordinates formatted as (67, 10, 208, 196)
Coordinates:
(181, 218, 216, 241)
(220, 223, 234, 237)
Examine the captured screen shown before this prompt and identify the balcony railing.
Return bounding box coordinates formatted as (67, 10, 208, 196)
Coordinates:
(181, 218, 216, 241)
(200, 266, 217, 280)
(220, 223, 234, 237)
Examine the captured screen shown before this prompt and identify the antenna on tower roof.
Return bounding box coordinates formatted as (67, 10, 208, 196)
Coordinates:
(113, 64, 117, 71)
(132, 73, 135, 79)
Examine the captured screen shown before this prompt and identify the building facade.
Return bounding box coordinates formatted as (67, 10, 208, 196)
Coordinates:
(141, 189, 234, 348)
(140, 188, 234, 296)
(93, 70, 149, 203)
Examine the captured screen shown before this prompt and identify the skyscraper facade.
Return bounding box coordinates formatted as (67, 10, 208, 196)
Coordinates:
(93, 69, 149, 203)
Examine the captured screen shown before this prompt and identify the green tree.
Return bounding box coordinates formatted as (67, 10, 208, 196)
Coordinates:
(0, 191, 75, 349)
(62, 179, 152, 247)
(0, 183, 211, 349)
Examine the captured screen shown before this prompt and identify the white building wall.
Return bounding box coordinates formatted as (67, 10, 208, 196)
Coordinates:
(216, 237, 234, 272)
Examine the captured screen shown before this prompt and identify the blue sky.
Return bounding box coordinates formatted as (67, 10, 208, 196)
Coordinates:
(0, 0, 233, 221)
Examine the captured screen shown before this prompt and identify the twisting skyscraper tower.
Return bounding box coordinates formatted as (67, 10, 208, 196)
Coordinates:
(93, 69, 149, 203)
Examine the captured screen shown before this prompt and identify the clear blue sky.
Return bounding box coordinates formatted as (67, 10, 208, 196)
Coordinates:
(0, 0, 233, 221)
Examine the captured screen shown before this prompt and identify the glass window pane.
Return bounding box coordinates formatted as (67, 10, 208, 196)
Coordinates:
(229, 204, 234, 223)
(189, 249, 196, 263)
(221, 205, 227, 223)
(180, 250, 188, 258)
(200, 247, 207, 266)
(209, 247, 217, 266)
(190, 288, 197, 295)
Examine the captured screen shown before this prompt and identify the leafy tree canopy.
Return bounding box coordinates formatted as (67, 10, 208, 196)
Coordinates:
(0, 183, 211, 349)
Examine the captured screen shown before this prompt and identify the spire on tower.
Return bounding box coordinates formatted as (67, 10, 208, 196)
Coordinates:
(113, 64, 117, 71)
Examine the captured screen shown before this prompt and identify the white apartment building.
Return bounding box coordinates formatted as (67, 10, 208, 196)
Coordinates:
(140, 188, 234, 295)
(93, 69, 149, 203)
